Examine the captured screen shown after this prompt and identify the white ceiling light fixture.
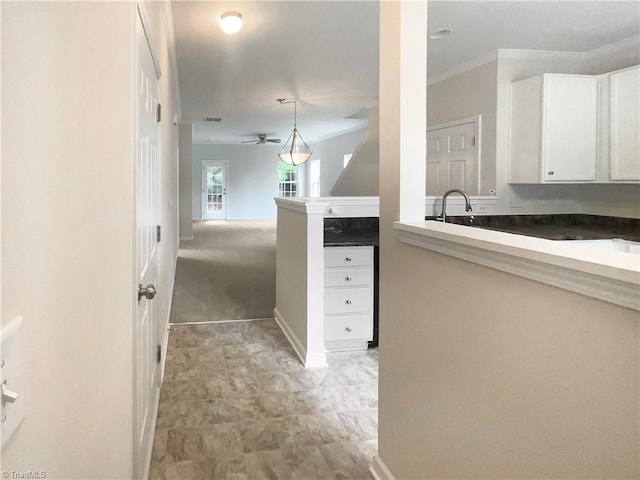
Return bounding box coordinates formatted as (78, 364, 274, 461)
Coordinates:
(219, 11, 243, 35)
(277, 99, 313, 166)
(429, 28, 452, 40)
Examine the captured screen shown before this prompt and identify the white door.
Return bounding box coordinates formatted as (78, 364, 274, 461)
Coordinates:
(202, 161, 228, 220)
(134, 6, 160, 478)
(426, 121, 478, 195)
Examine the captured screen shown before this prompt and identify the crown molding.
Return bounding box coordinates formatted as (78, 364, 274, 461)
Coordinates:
(429, 36, 640, 86)
(428, 51, 497, 86)
(586, 35, 640, 60)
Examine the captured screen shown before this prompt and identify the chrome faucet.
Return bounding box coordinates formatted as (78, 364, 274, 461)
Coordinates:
(437, 189, 473, 222)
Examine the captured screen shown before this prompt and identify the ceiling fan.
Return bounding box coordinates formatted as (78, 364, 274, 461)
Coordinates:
(241, 134, 281, 145)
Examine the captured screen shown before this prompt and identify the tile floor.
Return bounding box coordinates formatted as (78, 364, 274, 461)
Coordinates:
(150, 319, 378, 480)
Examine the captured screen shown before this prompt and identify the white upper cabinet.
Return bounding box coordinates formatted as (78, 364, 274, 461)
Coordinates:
(509, 74, 598, 183)
(607, 65, 640, 181)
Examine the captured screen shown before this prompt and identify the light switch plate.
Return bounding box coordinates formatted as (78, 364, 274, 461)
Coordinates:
(2, 316, 25, 449)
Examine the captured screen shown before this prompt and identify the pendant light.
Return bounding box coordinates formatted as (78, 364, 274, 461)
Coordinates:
(277, 99, 313, 166)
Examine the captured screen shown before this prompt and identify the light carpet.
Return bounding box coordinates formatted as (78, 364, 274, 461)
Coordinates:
(170, 220, 276, 323)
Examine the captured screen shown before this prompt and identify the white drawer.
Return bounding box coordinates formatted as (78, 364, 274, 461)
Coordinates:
(324, 246, 372, 268)
(325, 315, 372, 342)
(325, 287, 371, 315)
(324, 268, 371, 288)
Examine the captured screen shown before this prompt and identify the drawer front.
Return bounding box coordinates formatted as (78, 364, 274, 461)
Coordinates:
(324, 246, 372, 268)
(325, 287, 371, 315)
(324, 268, 371, 288)
(325, 315, 372, 342)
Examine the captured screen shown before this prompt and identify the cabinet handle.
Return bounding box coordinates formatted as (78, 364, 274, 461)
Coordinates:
(345, 300, 352, 305)
(548, 171, 554, 175)
(345, 327, 352, 333)
(345, 257, 352, 262)
(345, 276, 352, 282)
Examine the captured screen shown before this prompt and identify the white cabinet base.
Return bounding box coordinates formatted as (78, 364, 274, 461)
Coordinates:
(324, 246, 373, 352)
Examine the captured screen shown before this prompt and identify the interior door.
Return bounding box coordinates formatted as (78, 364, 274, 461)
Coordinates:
(134, 6, 160, 478)
(426, 121, 478, 195)
(202, 161, 228, 220)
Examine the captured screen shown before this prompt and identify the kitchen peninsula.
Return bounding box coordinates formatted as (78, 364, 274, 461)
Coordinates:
(275, 196, 639, 369)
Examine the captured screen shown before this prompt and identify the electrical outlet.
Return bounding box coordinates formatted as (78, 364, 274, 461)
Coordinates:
(476, 205, 488, 212)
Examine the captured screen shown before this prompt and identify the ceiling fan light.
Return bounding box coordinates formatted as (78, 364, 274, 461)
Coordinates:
(220, 11, 243, 34)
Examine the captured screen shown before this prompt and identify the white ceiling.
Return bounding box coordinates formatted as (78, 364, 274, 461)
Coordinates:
(171, 1, 639, 144)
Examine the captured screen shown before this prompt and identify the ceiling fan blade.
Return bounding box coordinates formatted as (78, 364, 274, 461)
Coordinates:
(267, 139, 282, 143)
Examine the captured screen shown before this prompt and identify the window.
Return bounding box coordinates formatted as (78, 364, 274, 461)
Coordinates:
(278, 163, 298, 197)
(343, 153, 353, 168)
(310, 159, 321, 197)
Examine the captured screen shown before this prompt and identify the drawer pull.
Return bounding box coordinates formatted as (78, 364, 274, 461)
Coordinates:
(345, 257, 352, 262)
(345, 300, 352, 305)
(345, 327, 352, 332)
(345, 276, 352, 282)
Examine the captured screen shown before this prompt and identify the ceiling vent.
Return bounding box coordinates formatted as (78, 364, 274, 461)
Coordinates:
(203, 117, 222, 122)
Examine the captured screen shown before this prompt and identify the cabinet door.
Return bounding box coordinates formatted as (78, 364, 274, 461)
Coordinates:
(542, 75, 598, 182)
(610, 66, 640, 181)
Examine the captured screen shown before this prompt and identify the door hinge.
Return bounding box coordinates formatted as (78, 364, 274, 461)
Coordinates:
(156, 103, 162, 123)
(156, 225, 162, 242)
(471, 136, 476, 146)
(156, 345, 162, 364)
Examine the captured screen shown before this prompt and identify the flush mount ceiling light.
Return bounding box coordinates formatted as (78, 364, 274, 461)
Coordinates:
(277, 99, 313, 166)
(429, 28, 453, 40)
(219, 11, 243, 34)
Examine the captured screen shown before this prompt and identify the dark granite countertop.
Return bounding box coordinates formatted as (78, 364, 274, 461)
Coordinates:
(425, 214, 640, 242)
(324, 217, 380, 246)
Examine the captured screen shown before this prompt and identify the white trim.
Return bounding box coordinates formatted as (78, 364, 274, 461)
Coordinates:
(428, 51, 497, 86)
(274, 197, 329, 214)
(370, 456, 395, 480)
(586, 36, 640, 61)
(395, 221, 640, 311)
(170, 317, 273, 326)
(179, 235, 194, 241)
(498, 48, 584, 62)
(142, 384, 161, 480)
(430, 37, 639, 87)
(161, 0, 181, 120)
(274, 308, 328, 369)
(136, 2, 162, 79)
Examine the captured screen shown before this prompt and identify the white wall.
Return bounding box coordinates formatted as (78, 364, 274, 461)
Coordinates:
(330, 108, 380, 197)
(179, 124, 193, 238)
(428, 62, 497, 195)
(192, 144, 281, 220)
(304, 128, 367, 196)
(1, 2, 180, 477)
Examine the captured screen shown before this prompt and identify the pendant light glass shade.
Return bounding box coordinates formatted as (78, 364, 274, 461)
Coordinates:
(278, 127, 313, 166)
(277, 99, 313, 166)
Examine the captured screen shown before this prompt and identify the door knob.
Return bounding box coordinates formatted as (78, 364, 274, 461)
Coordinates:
(138, 284, 157, 301)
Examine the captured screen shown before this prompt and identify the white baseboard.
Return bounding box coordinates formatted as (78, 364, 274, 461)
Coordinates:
(370, 455, 395, 480)
(179, 235, 194, 241)
(273, 308, 327, 369)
